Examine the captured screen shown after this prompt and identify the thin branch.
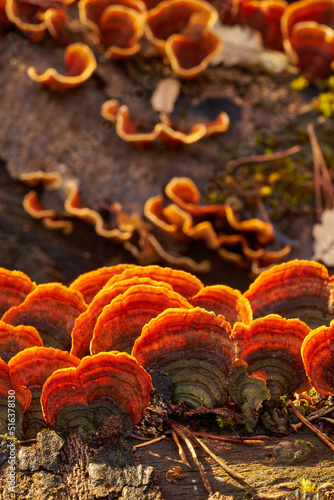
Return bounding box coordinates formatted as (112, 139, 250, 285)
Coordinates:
(16, 438, 37, 445)
(291, 404, 334, 431)
(288, 402, 334, 452)
(225, 145, 301, 170)
(307, 123, 334, 212)
(170, 422, 212, 494)
(193, 431, 269, 444)
(132, 435, 166, 451)
(168, 420, 253, 495)
(171, 429, 190, 466)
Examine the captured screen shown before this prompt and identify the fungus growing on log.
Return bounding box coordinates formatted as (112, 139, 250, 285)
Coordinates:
(165, 30, 222, 78)
(8, 347, 80, 437)
(287, 22, 334, 81)
(133, 307, 236, 408)
(101, 100, 229, 146)
(71, 276, 174, 358)
(189, 285, 253, 326)
(144, 0, 218, 51)
(104, 264, 204, 298)
(91, 284, 193, 354)
(232, 314, 311, 433)
(0, 267, 35, 318)
(0, 321, 43, 362)
(99, 6, 144, 60)
(27, 43, 97, 91)
(41, 352, 152, 432)
(78, 0, 146, 38)
(0, 0, 11, 30)
(63, 179, 133, 240)
(69, 263, 136, 304)
(2, 283, 87, 351)
(5, 0, 67, 42)
(228, 359, 271, 433)
(0, 358, 31, 438)
(301, 320, 334, 395)
(244, 259, 334, 329)
(237, 0, 287, 51)
(281, 0, 334, 80)
(144, 177, 288, 271)
(101, 101, 161, 147)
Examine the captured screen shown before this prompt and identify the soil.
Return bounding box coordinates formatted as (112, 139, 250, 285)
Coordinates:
(1, 9, 334, 500)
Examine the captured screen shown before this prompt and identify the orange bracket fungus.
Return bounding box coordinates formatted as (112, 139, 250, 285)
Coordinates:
(244, 259, 334, 329)
(0, 358, 31, 438)
(91, 284, 193, 354)
(143, 0, 218, 52)
(63, 179, 133, 240)
(27, 42, 97, 91)
(71, 276, 175, 358)
(145, 177, 289, 271)
(165, 29, 222, 78)
(133, 307, 236, 408)
(188, 284, 253, 326)
(41, 352, 152, 432)
(232, 314, 311, 434)
(228, 359, 271, 434)
(301, 320, 334, 395)
(101, 100, 229, 147)
(2, 283, 87, 351)
(69, 263, 136, 304)
(281, 0, 334, 80)
(78, 0, 146, 38)
(0, 0, 11, 30)
(0, 321, 42, 363)
(8, 346, 80, 437)
(0, 267, 36, 318)
(237, 0, 287, 51)
(104, 264, 204, 298)
(101, 100, 161, 147)
(5, 0, 68, 42)
(99, 6, 144, 60)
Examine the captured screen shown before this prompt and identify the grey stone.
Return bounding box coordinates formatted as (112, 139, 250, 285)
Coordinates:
(17, 444, 38, 471)
(88, 443, 156, 499)
(36, 430, 64, 473)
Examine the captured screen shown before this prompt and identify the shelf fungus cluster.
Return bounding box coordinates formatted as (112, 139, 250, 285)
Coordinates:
(27, 43, 97, 91)
(5, 0, 71, 43)
(281, 0, 334, 81)
(1, 259, 334, 439)
(101, 99, 230, 147)
(244, 259, 334, 329)
(19, 171, 210, 274)
(145, 177, 291, 273)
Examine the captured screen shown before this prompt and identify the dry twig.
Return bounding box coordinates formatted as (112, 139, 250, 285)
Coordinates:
(168, 420, 253, 495)
(132, 435, 166, 451)
(291, 404, 334, 431)
(288, 402, 334, 452)
(193, 431, 269, 444)
(225, 145, 301, 170)
(169, 421, 212, 494)
(171, 428, 190, 466)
